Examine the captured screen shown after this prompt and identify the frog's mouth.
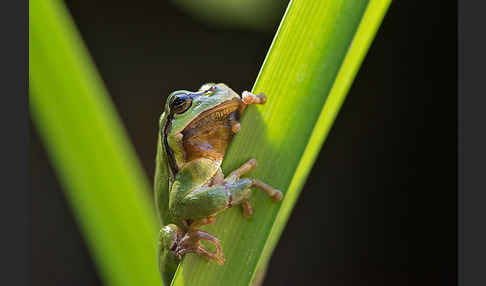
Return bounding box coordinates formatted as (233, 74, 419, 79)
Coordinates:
(184, 98, 241, 131)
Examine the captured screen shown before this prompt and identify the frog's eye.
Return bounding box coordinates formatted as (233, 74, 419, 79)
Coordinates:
(199, 82, 216, 93)
(170, 93, 192, 114)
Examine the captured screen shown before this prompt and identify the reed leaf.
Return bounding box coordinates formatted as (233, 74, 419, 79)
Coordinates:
(30, 1, 161, 286)
(171, 1, 391, 285)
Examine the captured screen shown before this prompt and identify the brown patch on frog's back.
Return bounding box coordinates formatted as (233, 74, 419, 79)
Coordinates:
(182, 99, 241, 162)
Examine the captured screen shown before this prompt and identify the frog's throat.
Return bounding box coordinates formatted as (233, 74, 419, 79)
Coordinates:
(181, 99, 241, 163)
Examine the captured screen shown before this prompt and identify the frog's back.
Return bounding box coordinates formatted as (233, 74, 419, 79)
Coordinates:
(154, 113, 171, 225)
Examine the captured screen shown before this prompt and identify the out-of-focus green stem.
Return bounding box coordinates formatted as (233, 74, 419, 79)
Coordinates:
(30, 0, 162, 285)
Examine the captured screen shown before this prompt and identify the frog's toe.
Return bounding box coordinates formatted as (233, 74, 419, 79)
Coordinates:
(271, 190, 283, 202)
(252, 179, 283, 202)
(242, 91, 266, 105)
(242, 201, 254, 217)
(196, 244, 225, 265)
(230, 120, 241, 133)
(214, 249, 225, 265)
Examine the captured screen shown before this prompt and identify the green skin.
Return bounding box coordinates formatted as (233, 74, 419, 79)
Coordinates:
(154, 83, 282, 285)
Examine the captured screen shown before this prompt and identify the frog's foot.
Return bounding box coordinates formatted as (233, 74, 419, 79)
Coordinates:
(227, 159, 283, 202)
(225, 158, 259, 217)
(239, 179, 282, 217)
(224, 159, 283, 216)
(252, 179, 283, 202)
(175, 229, 225, 265)
(242, 91, 266, 105)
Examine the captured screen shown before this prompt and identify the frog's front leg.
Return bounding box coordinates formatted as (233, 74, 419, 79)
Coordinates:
(238, 91, 267, 114)
(173, 163, 282, 263)
(242, 91, 266, 105)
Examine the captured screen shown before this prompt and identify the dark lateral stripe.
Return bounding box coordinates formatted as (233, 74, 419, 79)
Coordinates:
(163, 112, 178, 175)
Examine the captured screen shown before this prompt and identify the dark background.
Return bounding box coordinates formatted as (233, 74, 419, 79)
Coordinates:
(31, 1, 457, 285)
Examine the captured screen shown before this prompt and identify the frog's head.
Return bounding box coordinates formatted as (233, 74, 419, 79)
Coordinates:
(165, 83, 240, 133)
(161, 83, 242, 175)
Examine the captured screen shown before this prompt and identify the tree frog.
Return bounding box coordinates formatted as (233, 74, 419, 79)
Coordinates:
(154, 83, 283, 285)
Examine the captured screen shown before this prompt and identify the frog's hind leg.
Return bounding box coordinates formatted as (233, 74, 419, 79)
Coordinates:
(176, 229, 225, 265)
(224, 158, 258, 217)
(228, 159, 282, 203)
(251, 179, 283, 202)
(225, 159, 283, 217)
(173, 170, 282, 264)
(189, 216, 216, 229)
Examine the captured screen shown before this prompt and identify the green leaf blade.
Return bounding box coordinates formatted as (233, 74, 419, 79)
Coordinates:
(172, 1, 391, 286)
(30, 1, 162, 286)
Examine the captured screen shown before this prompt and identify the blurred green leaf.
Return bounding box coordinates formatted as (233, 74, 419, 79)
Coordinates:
(30, 1, 162, 286)
(171, 0, 391, 285)
(173, 0, 288, 31)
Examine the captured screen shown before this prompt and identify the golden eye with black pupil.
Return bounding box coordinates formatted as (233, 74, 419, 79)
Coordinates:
(170, 93, 192, 114)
